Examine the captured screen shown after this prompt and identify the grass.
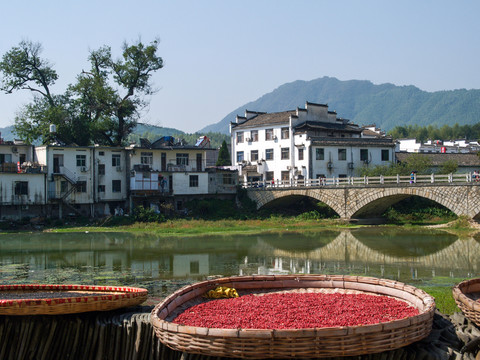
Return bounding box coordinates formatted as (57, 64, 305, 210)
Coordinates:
(49, 217, 353, 236)
(418, 285, 459, 315)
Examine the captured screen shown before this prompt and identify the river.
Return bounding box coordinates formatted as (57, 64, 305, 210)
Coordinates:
(0, 228, 478, 300)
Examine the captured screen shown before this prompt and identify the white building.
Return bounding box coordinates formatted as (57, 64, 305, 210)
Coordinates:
(93, 146, 129, 215)
(34, 145, 129, 218)
(0, 133, 237, 220)
(128, 136, 237, 212)
(0, 141, 47, 219)
(230, 101, 396, 183)
(397, 139, 480, 154)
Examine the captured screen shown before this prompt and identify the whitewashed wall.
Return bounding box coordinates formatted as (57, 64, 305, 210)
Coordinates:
(0, 173, 46, 205)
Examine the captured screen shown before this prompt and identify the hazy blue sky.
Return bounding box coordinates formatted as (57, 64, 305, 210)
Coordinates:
(0, 0, 479, 133)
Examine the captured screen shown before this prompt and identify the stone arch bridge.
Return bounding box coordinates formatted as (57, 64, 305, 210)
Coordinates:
(246, 182, 480, 220)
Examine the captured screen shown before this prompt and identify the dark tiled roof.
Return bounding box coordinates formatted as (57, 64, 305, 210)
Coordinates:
(295, 121, 361, 133)
(395, 152, 480, 167)
(311, 137, 396, 147)
(231, 111, 296, 129)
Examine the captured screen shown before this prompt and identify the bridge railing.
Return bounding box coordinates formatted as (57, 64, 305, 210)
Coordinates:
(241, 172, 475, 189)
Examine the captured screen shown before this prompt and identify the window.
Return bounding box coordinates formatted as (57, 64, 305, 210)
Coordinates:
(236, 132, 244, 143)
(189, 175, 199, 187)
(281, 171, 289, 181)
(265, 128, 274, 141)
(251, 130, 258, 142)
(281, 127, 289, 139)
(190, 261, 200, 274)
(98, 151, 105, 156)
(14, 181, 28, 195)
(236, 151, 244, 162)
(338, 149, 347, 161)
(266, 148, 274, 160)
(176, 153, 189, 166)
(265, 171, 274, 181)
(112, 154, 121, 166)
(281, 147, 290, 160)
(112, 180, 121, 193)
(381, 149, 389, 161)
(98, 164, 105, 175)
(298, 148, 304, 161)
(76, 155, 86, 167)
(0, 154, 12, 163)
(98, 185, 105, 193)
(223, 173, 234, 185)
(360, 149, 368, 162)
(251, 150, 258, 162)
(141, 152, 153, 165)
(77, 181, 87, 193)
(316, 148, 325, 160)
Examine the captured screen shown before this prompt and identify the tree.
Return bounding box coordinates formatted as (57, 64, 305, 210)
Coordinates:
(438, 159, 458, 174)
(402, 154, 433, 174)
(0, 39, 163, 146)
(216, 140, 231, 166)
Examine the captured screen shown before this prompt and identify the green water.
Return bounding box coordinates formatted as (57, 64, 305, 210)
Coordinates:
(0, 228, 478, 299)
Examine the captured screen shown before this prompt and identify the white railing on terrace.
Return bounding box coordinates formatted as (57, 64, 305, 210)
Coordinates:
(241, 173, 478, 189)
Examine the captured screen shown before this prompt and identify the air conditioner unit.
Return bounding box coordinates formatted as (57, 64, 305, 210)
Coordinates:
(348, 162, 354, 169)
(116, 166, 123, 172)
(80, 166, 87, 172)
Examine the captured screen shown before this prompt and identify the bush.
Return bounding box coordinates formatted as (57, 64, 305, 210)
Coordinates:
(132, 206, 166, 223)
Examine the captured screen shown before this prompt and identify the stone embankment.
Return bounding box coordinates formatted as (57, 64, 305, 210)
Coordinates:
(0, 307, 479, 359)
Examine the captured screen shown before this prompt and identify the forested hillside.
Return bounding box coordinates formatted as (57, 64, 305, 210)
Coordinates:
(200, 76, 480, 134)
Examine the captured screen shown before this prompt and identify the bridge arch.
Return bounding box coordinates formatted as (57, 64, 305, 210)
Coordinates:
(247, 188, 345, 217)
(246, 184, 480, 220)
(346, 185, 480, 219)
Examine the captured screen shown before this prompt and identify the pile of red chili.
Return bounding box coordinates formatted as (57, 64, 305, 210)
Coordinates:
(173, 292, 419, 329)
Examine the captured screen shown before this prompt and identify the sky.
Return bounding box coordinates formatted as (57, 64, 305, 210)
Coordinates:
(0, 0, 479, 133)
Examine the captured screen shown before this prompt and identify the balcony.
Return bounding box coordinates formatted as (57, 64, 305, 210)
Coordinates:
(0, 162, 46, 174)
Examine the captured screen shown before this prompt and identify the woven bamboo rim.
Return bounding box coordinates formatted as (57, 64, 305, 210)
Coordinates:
(452, 278, 480, 327)
(151, 275, 435, 359)
(0, 284, 148, 315)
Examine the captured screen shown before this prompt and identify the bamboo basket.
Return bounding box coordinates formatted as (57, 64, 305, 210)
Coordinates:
(0, 284, 148, 315)
(151, 275, 435, 359)
(452, 278, 480, 327)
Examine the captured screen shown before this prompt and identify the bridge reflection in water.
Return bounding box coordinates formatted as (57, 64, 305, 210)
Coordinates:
(0, 229, 479, 297)
(241, 230, 480, 282)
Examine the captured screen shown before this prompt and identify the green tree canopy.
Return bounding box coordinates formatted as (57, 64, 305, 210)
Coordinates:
(216, 140, 231, 166)
(388, 123, 480, 141)
(0, 39, 163, 146)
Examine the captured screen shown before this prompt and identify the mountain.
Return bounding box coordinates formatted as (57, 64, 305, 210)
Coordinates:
(131, 123, 185, 138)
(0, 126, 16, 141)
(200, 76, 480, 134)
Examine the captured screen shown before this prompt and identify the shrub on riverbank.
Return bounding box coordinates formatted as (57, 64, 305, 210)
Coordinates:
(384, 196, 457, 225)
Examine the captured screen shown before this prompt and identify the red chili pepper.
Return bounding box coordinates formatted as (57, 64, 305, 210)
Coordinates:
(173, 293, 419, 329)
